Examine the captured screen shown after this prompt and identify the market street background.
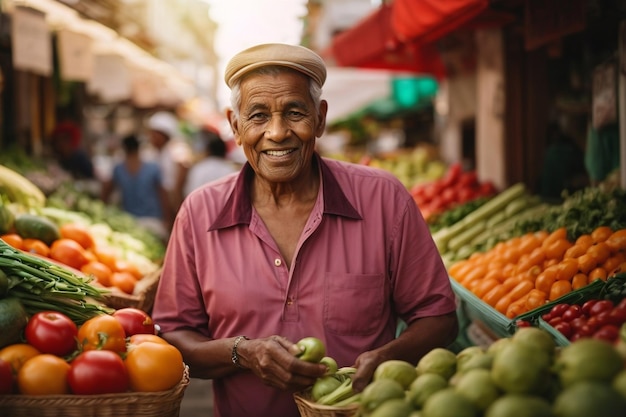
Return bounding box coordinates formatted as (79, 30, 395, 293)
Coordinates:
(180, 378, 214, 417)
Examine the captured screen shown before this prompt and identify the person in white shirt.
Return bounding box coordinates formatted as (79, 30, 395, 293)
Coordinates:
(146, 111, 192, 223)
(183, 128, 241, 197)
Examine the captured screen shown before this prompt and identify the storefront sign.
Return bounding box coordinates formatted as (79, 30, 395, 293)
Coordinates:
(11, 6, 52, 76)
(57, 29, 93, 82)
(524, 0, 586, 50)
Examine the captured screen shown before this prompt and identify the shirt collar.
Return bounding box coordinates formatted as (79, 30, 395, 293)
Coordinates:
(208, 153, 361, 231)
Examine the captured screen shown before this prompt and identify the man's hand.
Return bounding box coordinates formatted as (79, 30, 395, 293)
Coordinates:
(239, 335, 328, 391)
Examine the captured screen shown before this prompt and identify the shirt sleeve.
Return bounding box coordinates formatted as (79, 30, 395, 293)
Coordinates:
(391, 196, 457, 324)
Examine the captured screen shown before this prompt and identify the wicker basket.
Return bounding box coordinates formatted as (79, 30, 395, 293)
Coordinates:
(0, 365, 189, 417)
(102, 267, 162, 313)
(293, 390, 360, 417)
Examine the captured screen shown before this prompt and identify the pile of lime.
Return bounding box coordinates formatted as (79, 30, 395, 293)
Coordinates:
(358, 327, 626, 417)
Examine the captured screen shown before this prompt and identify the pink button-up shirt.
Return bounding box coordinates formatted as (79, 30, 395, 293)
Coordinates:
(152, 154, 456, 417)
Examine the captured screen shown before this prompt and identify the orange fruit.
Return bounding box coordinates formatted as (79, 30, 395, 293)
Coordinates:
(114, 260, 143, 280)
(1, 233, 23, 250)
(563, 244, 587, 259)
(575, 234, 594, 249)
(586, 242, 611, 265)
(535, 268, 557, 294)
(518, 233, 542, 254)
(81, 261, 113, 287)
(591, 226, 613, 243)
(0, 344, 41, 374)
(572, 273, 588, 290)
(542, 227, 568, 249)
(59, 223, 95, 250)
(21, 239, 50, 257)
(588, 267, 608, 282)
(17, 354, 70, 395)
(549, 280, 572, 301)
(93, 246, 119, 271)
(110, 271, 137, 294)
(49, 238, 90, 270)
(577, 253, 598, 274)
(544, 238, 573, 261)
(555, 258, 579, 281)
(473, 278, 500, 299)
(605, 229, 626, 252)
(602, 252, 626, 273)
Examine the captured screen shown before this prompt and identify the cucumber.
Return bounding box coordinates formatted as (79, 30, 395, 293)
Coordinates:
(0, 297, 28, 349)
(14, 213, 61, 245)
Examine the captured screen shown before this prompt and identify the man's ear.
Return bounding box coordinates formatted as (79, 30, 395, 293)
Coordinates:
(315, 100, 328, 138)
(226, 108, 241, 146)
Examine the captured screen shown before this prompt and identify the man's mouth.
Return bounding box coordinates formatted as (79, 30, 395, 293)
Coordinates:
(265, 149, 295, 156)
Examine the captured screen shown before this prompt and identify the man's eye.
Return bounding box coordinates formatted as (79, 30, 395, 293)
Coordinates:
(248, 113, 268, 121)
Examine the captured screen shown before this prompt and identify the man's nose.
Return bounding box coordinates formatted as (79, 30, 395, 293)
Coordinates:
(265, 115, 289, 141)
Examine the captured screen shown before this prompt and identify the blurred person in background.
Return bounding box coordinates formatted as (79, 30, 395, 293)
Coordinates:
(50, 118, 95, 180)
(145, 110, 193, 216)
(101, 134, 171, 241)
(183, 127, 241, 197)
(152, 43, 458, 417)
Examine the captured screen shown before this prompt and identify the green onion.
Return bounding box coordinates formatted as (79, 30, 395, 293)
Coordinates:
(0, 239, 112, 323)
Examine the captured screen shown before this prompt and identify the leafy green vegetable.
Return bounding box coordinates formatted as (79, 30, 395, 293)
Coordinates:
(513, 187, 626, 241)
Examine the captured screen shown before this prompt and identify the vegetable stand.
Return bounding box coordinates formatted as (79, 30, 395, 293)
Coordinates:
(0, 366, 189, 417)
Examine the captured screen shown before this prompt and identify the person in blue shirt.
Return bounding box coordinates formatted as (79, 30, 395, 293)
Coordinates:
(101, 134, 172, 240)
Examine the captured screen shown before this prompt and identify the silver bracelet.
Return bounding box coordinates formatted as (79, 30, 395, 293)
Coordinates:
(231, 335, 249, 368)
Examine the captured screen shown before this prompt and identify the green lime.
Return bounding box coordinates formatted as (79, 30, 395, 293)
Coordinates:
(416, 348, 457, 380)
(553, 381, 626, 417)
(408, 373, 448, 409)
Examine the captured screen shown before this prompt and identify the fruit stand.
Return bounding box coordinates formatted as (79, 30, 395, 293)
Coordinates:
(1, 154, 626, 417)
(0, 162, 188, 415)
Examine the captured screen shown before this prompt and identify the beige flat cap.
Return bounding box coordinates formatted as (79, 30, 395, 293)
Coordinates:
(224, 43, 327, 88)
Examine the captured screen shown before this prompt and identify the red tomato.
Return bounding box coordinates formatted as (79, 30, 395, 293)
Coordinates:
(77, 314, 127, 353)
(553, 322, 572, 339)
(112, 308, 156, 336)
(608, 308, 626, 326)
(569, 317, 587, 333)
(581, 299, 598, 316)
(24, 311, 78, 356)
(589, 300, 614, 316)
(68, 350, 129, 395)
(548, 316, 564, 327)
(0, 358, 14, 394)
(562, 305, 583, 322)
(549, 303, 569, 318)
(593, 324, 620, 343)
(125, 342, 185, 392)
(592, 310, 614, 328)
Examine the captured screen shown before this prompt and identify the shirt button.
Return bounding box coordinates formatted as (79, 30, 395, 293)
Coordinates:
(274, 258, 282, 267)
(287, 297, 295, 305)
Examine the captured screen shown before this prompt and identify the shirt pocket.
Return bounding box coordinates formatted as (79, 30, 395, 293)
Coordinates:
(324, 272, 385, 335)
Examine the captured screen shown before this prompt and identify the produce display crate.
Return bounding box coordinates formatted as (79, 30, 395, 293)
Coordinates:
(450, 278, 514, 339)
(0, 365, 189, 417)
(511, 278, 606, 327)
(102, 267, 162, 313)
(537, 317, 571, 347)
(293, 390, 360, 417)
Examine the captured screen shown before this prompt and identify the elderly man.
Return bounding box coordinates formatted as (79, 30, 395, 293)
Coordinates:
(151, 43, 458, 417)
